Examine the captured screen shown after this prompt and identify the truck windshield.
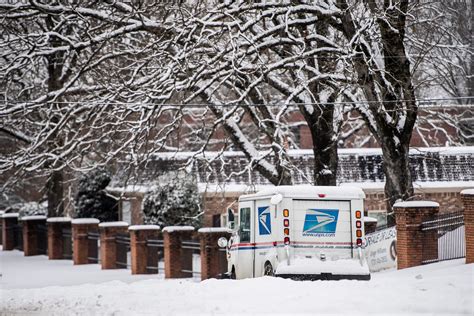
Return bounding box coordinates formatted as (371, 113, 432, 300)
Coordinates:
(239, 207, 251, 242)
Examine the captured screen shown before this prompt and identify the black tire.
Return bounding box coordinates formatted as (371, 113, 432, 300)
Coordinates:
(231, 267, 236, 280)
(263, 262, 274, 277)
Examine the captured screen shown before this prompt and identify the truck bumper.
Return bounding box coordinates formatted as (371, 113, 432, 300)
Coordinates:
(275, 273, 371, 281)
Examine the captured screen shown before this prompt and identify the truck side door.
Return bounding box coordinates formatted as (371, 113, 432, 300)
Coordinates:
(235, 201, 255, 279)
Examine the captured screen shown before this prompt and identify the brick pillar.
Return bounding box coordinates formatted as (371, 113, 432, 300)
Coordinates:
(99, 222, 129, 269)
(129, 225, 160, 274)
(47, 217, 72, 260)
(198, 228, 232, 281)
(71, 218, 100, 265)
(163, 226, 195, 279)
(364, 217, 378, 235)
(22, 216, 47, 256)
(2, 213, 19, 251)
(461, 189, 474, 264)
(394, 201, 439, 270)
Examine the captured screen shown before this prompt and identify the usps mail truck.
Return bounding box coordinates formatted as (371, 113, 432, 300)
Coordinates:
(218, 186, 370, 280)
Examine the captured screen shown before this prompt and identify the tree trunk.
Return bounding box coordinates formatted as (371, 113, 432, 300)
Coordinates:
(46, 170, 64, 217)
(380, 141, 414, 226)
(304, 106, 338, 186)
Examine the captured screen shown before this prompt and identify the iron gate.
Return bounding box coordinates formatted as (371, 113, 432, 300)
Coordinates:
(87, 231, 100, 263)
(62, 227, 73, 259)
(181, 239, 201, 278)
(146, 237, 164, 273)
(421, 210, 465, 264)
(116, 233, 131, 269)
(13, 222, 23, 251)
(37, 222, 48, 255)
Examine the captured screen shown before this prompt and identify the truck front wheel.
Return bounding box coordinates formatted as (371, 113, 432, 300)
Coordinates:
(263, 262, 274, 277)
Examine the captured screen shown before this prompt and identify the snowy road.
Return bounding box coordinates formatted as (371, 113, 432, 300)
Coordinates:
(1, 249, 473, 315)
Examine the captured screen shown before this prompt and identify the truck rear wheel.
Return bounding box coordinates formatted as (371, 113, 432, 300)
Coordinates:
(264, 262, 274, 277)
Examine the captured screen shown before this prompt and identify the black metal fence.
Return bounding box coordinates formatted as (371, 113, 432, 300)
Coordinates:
(62, 227, 73, 259)
(87, 231, 100, 263)
(37, 222, 48, 255)
(146, 237, 164, 274)
(13, 222, 23, 251)
(421, 210, 465, 264)
(116, 233, 131, 269)
(181, 239, 201, 278)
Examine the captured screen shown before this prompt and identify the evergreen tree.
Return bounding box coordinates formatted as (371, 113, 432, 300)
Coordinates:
(75, 167, 118, 222)
(142, 173, 201, 228)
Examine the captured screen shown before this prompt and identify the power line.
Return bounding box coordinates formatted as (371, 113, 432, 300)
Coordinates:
(1, 96, 473, 108)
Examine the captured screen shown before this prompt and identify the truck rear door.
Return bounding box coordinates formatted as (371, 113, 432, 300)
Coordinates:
(292, 200, 353, 259)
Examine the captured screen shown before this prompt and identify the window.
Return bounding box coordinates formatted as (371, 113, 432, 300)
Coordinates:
(221, 211, 239, 229)
(239, 207, 251, 242)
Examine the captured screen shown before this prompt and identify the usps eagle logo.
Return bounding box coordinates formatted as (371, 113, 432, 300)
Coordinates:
(302, 209, 339, 236)
(258, 206, 271, 235)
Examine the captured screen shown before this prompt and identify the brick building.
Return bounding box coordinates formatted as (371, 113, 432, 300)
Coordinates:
(107, 146, 473, 228)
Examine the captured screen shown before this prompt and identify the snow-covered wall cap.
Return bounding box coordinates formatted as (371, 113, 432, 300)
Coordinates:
(71, 218, 100, 225)
(162, 226, 195, 233)
(129, 225, 160, 231)
(2, 213, 19, 218)
(198, 227, 233, 234)
(363, 216, 378, 223)
(21, 215, 47, 221)
(47, 217, 72, 223)
(460, 188, 474, 196)
(393, 201, 440, 208)
(99, 221, 129, 228)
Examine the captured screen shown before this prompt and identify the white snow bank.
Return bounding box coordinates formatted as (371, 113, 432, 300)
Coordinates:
(393, 201, 440, 208)
(128, 225, 160, 231)
(364, 216, 378, 223)
(71, 218, 100, 225)
(461, 188, 474, 195)
(46, 217, 72, 223)
(2, 213, 19, 218)
(99, 221, 129, 228)
(20, 215, 47, 221)
(198, 227, 232, 233)
(162, 226, 194, 233)
(276, 258, 370, 276)
(2, 250, 471, 315)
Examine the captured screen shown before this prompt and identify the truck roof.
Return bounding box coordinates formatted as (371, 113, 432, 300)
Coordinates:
(238, 185, 365, 201)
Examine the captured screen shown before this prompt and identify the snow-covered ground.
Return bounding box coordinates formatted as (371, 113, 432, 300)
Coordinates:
(1, 249, 473, 315)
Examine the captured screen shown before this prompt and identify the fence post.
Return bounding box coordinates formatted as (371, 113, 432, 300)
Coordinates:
(71, 218, 100, 265)
(129, 225, 160, 274)
(47, 217, 72, 260)
(163, 226, 195, 279)
(99, 222, 129, 269)
(2, 213, 19, 251)
(394, 201, 439, 269)
(198, 228, 232, 281)
(364, 217, 378, 235)
(22, 216, 47, 256)
(461, 189, 474, 264)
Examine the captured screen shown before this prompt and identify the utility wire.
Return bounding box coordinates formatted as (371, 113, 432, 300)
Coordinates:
(1, 97, 473, 108)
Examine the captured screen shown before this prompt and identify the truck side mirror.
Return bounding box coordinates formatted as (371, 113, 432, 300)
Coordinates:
(217, 237, 228, 248)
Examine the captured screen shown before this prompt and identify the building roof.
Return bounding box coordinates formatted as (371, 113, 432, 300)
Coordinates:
(111, 147, 473, 189)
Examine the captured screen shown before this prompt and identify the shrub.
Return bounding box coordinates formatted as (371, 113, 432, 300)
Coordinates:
(142, 173, 201, 228)
(75, 167, 118, 222)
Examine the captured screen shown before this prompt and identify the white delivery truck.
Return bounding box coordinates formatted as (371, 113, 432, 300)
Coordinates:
(218, 185, 370, 280)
